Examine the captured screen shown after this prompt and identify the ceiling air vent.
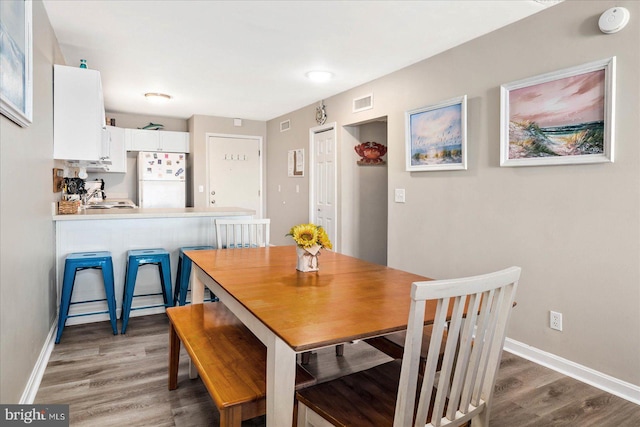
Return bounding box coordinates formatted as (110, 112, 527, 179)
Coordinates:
(353, 94, 373, 113)
(280, 119, 291, 132)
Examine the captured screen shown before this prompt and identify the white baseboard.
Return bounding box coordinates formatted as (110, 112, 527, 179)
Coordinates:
(20, 321, 57, 404)
(504, 337, 640, 405)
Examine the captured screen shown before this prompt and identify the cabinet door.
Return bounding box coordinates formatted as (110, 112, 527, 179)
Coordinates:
(105, 126, 126, 172)
(129, 129, 160, 151)
(160, 131, 189, 153)
(53, 65, 106, 161)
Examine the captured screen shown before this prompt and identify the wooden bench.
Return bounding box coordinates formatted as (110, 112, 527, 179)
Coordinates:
(167, 303, 316, 427)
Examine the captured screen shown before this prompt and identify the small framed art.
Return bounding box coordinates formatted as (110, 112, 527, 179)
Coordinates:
(288, 149, 304, 177)
(405, 95, 467, 172)
(500, 57, 615, 167)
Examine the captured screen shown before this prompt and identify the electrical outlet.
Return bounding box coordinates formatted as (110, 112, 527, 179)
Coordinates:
(550, 311, 563, 331)
(394, 188, 406, 203)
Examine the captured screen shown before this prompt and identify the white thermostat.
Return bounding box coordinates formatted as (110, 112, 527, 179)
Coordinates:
(598, 7, 630, 34)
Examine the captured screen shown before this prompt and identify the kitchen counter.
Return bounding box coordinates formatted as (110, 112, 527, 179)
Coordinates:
(53, 206, 255, 221)
(54, 206, 256, 325)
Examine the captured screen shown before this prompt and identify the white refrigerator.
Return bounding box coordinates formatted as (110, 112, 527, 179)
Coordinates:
(137, 151, 186, 208)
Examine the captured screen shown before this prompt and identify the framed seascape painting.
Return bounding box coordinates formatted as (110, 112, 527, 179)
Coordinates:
(405, 95, 467, 171)
(500, 57, 615, 167)
(0, 0, 33, 127)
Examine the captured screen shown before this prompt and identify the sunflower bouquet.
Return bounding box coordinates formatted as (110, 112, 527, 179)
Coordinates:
(287, 223, 332, 272)
(287, 223, 332, 253)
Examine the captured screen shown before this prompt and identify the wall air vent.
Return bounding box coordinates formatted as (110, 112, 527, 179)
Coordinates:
(353, 94, 373, 113)
(280, 119, 291, 132)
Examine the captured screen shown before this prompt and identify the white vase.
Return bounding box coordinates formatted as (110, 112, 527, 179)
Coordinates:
(296, 245, 320, 272)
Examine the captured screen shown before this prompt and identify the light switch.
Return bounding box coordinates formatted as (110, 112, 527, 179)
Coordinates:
(394, 188, 406, 203)
(198, 185, 204, 193)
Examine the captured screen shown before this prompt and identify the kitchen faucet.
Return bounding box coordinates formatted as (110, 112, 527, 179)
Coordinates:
(82, 188, 100, 205)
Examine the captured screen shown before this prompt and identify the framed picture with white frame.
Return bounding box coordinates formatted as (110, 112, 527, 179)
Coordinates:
(0, 0, 33, 127)
(500, 57, 616, 167)
(405, 95, 467, 172)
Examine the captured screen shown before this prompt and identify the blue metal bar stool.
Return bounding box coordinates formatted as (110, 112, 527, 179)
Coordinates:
(121, 249, 173, 334)
(56, 251, 118, 344)
(174, 246, 218, 306)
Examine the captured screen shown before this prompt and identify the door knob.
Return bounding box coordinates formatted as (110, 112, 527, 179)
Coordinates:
(211, 200, 216, 204)
(211, 191, 216, 195)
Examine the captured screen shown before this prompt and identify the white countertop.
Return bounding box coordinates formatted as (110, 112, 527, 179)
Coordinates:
(53, 206, 256, 221)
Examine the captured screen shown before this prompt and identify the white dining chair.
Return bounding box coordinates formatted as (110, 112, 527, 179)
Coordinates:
(296, 266, 521, 427)
(215, 218, 270, 248)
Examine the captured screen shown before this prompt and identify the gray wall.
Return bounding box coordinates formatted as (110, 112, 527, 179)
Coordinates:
(266, 0, 640, 386)
(188, 115, 267, 209)
(0, 1, 63, 403)
(343, 120, 388, 265)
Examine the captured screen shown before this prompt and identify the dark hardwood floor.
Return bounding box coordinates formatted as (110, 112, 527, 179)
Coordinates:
(36, 314, 640, 426)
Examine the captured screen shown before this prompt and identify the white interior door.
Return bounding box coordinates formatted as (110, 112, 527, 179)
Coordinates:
(310, 125, 337, 250)
(207, 135, 262, 217)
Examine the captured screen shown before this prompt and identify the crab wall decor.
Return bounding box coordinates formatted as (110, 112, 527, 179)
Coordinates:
(354, 141, 387, 165)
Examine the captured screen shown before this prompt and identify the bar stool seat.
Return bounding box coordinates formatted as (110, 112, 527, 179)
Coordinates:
(56, 251, 118, 344)
(174, 245, 217, 306)
(121, 248, 173, 334)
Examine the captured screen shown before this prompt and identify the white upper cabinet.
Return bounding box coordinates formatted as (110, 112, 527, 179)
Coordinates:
(53, 65, 108, 161)
(125, 129, 189, 153)
(160, 131, 190, 153)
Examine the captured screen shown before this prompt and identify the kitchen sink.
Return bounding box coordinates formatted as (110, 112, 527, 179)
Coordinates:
(83, 200, 136, 209)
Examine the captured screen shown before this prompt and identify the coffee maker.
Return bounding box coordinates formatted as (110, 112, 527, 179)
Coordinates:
(62, 177, 85, 201)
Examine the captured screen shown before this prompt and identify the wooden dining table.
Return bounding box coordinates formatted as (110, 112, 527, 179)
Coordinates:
(187, 245, 435, 427)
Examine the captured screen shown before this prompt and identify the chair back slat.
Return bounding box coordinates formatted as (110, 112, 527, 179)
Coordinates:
(215, 219, 270, 249)
(395, 266, 520, 427)
(431, 295, 465, 423)
(400, 298, 448, 427)
(446, 292, 481, 420)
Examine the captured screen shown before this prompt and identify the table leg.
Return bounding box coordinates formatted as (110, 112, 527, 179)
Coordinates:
(191, 267, 205, 304)
(168, 322, 180, 390)
(189, 268, 205, 379)
(266, 335, 297, 427)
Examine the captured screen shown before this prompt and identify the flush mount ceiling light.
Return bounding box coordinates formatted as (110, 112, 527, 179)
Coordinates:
(305, 71, 333, 83)
(144, 92, 172, 102)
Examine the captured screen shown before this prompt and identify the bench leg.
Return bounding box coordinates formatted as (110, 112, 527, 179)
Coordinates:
(169, 323, 180, 390)
(219, 406, 242, 427)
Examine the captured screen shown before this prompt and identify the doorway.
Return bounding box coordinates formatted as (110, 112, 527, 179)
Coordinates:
(309, 124, 338, 251)
(206, 135, 263, 217)
(343, 119, 388, 265)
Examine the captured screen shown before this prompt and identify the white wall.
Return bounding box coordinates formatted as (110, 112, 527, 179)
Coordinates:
(267, 0, 640, 386)
(0, 0, 64, 403)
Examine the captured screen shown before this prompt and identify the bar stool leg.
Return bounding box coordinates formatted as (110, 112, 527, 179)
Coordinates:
(178, 255, 192, 305)
(173, 253, 184, 306)
(56, 266, 78, 344)
(159, 254, 173, 307)
(101, 257, 118, 335)
(121, 259, 139, 334)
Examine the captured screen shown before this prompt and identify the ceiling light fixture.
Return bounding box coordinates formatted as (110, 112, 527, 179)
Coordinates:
(306, 71, 333, 83)
(144, 92, 172, 102)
